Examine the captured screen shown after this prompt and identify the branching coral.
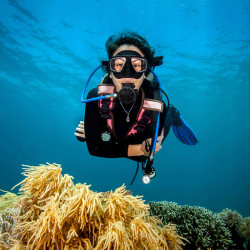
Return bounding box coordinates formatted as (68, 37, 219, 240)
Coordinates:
(219, 208, 242, 228)
(1, 163, 184, 249)
(237, 217, 250, 249)
(218, 208, 247, 248)
(150, 201, 250, 249)
(149, 201, 235, 249)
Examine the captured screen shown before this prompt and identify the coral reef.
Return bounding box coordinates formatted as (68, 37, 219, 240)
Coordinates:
(0, 163, 184, 249)
(0, 190, 18, 213)
(0, 190, 20, 249)
(149, 201, 250, 249)
(218, 208, 246, 248)
(219, 208, 242, 228)
(237, 217, 250, 249)
(1, 164, 249, 249)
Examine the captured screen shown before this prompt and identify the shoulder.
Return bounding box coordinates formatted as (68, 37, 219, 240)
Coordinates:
(86, 88, 99, 111)
(87, 88, 98, 99)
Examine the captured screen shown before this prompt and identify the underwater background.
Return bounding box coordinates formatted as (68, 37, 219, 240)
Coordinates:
(0, 0, 249, 217)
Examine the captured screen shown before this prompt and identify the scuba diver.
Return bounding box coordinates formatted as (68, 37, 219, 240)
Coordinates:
(75, 32, 198, 184)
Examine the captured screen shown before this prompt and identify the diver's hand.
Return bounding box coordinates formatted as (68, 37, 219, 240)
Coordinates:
(128, 136, 163, 157)
(142, 136, 163, 156)
(75, 121, 86, 142)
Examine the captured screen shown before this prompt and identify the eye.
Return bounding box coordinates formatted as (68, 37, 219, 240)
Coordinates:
(132, 59, 142, 71)
(115, 63, 123, 67)
(115, 63, 123, 71)
(113, 58, 125, 71)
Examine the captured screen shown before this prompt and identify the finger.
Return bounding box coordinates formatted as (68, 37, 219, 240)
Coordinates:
(155, 144, 162, 152)
(148, 136, 163, 144)
(78, 124, 84, 129)
(76, 128, 85, 133)
(146, 138, 152, 144)
(157, 135, 163, 141)
(157, 136, 164, 145)
(75, 132, 85, 138)
(80, 121, 84, 125)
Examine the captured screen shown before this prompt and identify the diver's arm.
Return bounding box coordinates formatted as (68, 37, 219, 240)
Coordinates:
(127, 136, 163, 157)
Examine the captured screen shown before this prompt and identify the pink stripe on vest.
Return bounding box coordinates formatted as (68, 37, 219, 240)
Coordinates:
(138, 108, 152, 122)
(128, 126, 138, 135)
(99, 98, 114, 111)
(107, 119, 112, 129)
(127, 109, 152, 136)
(109, 98, 114, 109)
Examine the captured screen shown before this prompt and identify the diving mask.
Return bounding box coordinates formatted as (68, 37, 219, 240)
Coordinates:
(110, 50, 147, 79)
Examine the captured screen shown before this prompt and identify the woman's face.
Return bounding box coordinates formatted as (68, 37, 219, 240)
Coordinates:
(110, 45, 146, 92)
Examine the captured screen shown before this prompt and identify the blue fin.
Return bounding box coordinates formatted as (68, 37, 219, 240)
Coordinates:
(172, 115, 198, 145)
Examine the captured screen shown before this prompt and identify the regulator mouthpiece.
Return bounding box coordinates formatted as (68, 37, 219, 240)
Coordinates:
(118, 83, 138, 104)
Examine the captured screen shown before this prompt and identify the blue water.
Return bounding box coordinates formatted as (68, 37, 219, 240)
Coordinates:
(0, 0, 249, 217)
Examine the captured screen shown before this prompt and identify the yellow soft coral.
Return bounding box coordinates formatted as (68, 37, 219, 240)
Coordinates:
(1, 163, 185, 249)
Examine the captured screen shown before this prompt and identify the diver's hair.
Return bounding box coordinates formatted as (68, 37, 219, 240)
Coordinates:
(104, 31, 163, 74)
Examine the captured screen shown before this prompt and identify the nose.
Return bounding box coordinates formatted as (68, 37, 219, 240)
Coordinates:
(120, 60, 135, 77)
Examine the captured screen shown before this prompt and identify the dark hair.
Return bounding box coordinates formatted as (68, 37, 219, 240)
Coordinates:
(104, 31, 163, 72)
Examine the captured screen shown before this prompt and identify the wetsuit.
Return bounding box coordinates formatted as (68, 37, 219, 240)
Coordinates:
(84, 79, 175, 162)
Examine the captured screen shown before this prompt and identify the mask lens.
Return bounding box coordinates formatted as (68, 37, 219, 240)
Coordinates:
(131, 57, 147, 72)
(110, 57, 126, 72)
